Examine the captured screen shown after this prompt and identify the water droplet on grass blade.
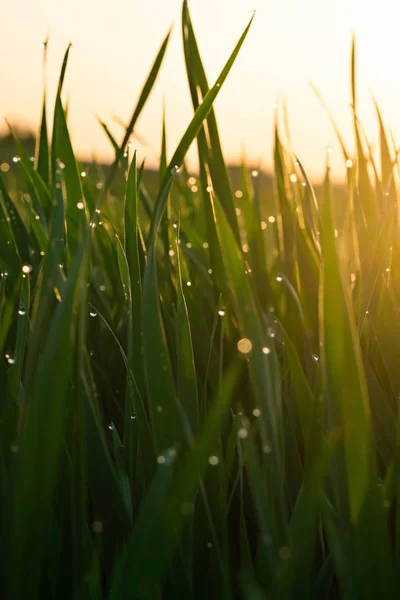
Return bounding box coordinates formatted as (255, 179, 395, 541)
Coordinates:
(91, 521, 103, 534)
(237, 338, 252, 354)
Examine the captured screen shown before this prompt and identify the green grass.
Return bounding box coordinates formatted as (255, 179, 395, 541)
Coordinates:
(1, 3, 399, 598)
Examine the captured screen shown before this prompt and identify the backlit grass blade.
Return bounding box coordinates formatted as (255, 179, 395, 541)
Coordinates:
(351, 39, 377, 231)
(320, 167, 374, 521)
(106, 29, 172, 189)
(9, 234, 89, 599)
(151, 11, 254, 240)
(35, 37, 50, 186)
(142, 178, 182, 453)
(182, 0, 240, 244)
(50, 44, 72, 184)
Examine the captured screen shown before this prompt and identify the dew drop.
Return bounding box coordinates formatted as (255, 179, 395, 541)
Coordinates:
(208, 455, 219, 466)
(91, 521, 103, 534)
(22, 264, 32, 274)
(237, 338, 253, 354)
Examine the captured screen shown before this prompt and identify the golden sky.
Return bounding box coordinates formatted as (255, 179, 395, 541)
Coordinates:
(1, 0, 399, 179)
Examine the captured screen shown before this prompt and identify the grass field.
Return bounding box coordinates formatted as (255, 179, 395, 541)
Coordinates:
(1, 2, 400, 598)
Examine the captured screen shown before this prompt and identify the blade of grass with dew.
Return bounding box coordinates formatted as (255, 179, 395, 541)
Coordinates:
(9, 126, 51, 220)
(320, 169, 393, 597)
(110, 365, 239, 599)
(9, 233, 89, 599)
(142, 177, 183, 453)
(7, 273, 30, 403)
(320, 167, 373, 520)
(0, 173, 31, 268)
(142, 13, 254, 451)
(150, 10, 254, 244)
(35, 37, 50, 186)
(182, 0, 240, 245)
(50, 44, 71, 181)
(175, 228, 199, 436)
(211, 190, 287, 540)
(52, 87, 87, 256)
